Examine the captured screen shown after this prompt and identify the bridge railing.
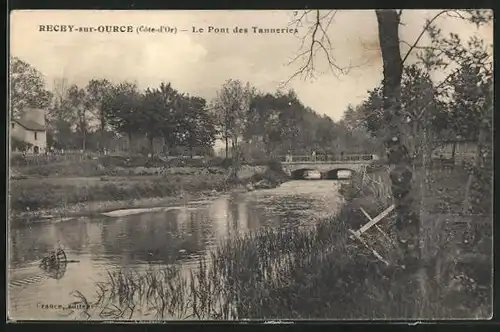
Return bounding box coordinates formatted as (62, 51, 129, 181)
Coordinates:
(280, 154, 378, 163)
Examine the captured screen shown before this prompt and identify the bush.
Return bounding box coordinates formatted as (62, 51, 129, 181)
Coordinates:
(98, 155, 130, 168)
(11, 137, 33, 153)
(266, 159, 284, 173)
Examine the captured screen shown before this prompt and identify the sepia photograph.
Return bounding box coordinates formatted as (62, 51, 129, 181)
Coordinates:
(7, 9, 493, 321)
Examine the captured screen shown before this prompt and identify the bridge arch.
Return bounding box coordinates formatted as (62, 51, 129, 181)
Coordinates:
(324, 168, 355, 180)
(290, 168, 320, 180)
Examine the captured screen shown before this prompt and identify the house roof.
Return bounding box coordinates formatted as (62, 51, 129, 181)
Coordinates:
(13, 118, 46, 132)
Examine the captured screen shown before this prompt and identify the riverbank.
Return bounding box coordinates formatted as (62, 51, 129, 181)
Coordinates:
(9, 162, 290, 227)
(70, 166, 491, 320)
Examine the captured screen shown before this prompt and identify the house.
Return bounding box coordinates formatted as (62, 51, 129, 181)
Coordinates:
(10, 108, 47, 154)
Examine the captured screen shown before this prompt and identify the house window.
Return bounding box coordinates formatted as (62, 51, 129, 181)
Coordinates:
(34, 132, 38, 140)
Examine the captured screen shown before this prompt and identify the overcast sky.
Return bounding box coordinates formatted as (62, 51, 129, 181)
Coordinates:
(10, 10, 492, 121)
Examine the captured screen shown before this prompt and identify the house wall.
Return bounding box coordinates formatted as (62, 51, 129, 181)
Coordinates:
(10, 108, 47, 153)
(10, 122, 47, 153)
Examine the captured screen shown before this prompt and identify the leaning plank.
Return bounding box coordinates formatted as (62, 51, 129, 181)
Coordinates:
(359, 207, 397, 248)
(359, 206, 372, 221)
(349, 229, 389, 266)
(355, 204, 395, 236)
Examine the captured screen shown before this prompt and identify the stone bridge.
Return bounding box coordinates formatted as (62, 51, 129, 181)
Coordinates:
(279, 154, 378, 179)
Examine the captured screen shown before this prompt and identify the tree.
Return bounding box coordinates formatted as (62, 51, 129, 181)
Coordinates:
(355, 65, 451, 160)
(85, 79, 113, 151)
(104, 82, 143, 150)
(9, 57, 52, 119)
(446, 60, 493, 215)
(46, 77, 78, 149)
(177, 96, 217, 157)
(288, 9, 492, 265)
(49, 117, 75, 150)
(67, 84, 91, 150)
(141, 82, 180, 156)
(212, 79, 256, 174)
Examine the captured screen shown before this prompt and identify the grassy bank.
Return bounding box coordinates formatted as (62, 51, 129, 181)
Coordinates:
(9, 160, 290, 227)
(68, 165, 491, 320)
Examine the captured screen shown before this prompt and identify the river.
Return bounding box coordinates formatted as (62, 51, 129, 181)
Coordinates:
(8, 180, 345, 320)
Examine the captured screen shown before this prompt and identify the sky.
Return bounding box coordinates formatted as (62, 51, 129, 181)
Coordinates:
(10, 10, 493, 122)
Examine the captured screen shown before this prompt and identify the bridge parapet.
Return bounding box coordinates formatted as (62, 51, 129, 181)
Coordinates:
(280, 153, 379, 164)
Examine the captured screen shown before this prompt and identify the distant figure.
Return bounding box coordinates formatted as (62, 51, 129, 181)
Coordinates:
(340, 151, 344, 160)
(286, 150, 292, 162)
(311, 150, 316, 162)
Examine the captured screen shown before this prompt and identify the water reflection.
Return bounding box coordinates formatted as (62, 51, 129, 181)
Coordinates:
(9, 180, 343, 320)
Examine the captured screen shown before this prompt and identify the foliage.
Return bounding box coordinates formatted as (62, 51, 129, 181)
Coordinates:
(351, 65, 452, 158)
(11, 136, 33, 153)
(85, 79, 113, 144)
(246, 90, 378, 157)
(141, 83, 180, 151)
(212, 79, 256, 158)
(9, 57, 53, 119)
(175, 95, 217, 156)
(11, 56, 381, 159)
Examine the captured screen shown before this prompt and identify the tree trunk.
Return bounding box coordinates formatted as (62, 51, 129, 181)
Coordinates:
(149, 136, 154, 158)
(231, 139, 240, 181)
(127, 132, 133, 155)
(376, 9, 420, 265)
(462, 119, 488, 214)
(225, 136, 229, 159)
(82, 130, 86, 151)
(100, 106, 106, 153)
(451, 140, 457, 162)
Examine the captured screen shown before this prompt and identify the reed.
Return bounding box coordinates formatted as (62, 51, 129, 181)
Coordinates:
(70, 167, 491, 320)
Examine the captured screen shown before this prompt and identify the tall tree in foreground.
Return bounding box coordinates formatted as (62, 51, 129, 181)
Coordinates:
(9, 57, 52, 119)
(287, 9, 492, 266)
(374, 10, 420, 263)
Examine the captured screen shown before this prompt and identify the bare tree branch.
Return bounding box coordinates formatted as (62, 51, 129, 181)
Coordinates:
(401, 10, 448, 65)
(283, 10, 355, 87)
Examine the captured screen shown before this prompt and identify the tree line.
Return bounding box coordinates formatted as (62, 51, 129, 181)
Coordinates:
(10, 57, 378, 159)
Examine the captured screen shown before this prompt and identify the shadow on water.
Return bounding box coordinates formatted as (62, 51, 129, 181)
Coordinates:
(8, 180, 344, 319)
